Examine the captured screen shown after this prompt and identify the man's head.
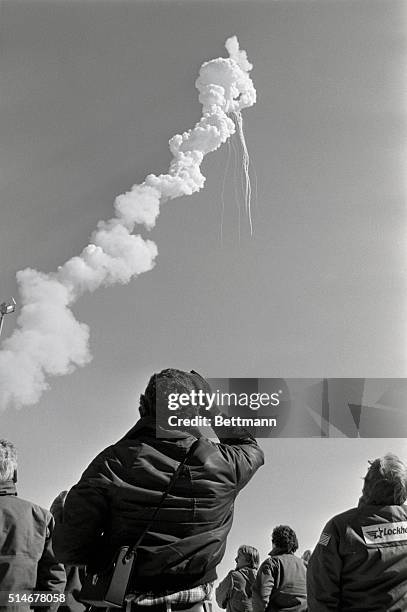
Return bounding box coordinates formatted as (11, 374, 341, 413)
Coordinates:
(0, 440, 17, 483)
(139, 368, 212, 419)
(301, 549, 312, 564)
(235, 545, 260, 570)
(360, 453, 407, 506)
(271, 525, 299, 554)
(50, 490, 68, 523)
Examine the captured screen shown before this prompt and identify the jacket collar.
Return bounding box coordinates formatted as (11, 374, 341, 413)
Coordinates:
(0, 480, 17, 496)
(269, 547, 292, 557)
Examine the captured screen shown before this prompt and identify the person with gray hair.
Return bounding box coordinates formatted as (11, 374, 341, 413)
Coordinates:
(0, 440, 65, 611)
(307, 453, 407, 611)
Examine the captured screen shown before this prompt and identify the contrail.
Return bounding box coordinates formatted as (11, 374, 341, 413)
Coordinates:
(0, 36, 256, 408)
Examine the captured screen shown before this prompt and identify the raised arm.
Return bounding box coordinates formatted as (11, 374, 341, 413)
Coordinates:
(212, 410, 264, 490)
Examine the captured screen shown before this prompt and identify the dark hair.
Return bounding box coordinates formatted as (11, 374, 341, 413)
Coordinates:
(238, 545, 260, 569)
(360, 453, 407, 506)
(50, 490, 69, 524)
(140, 368, 212, 418)
(271, 525, 299, 554)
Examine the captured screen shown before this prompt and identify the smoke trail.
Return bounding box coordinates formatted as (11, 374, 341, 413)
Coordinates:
(232, 110, 253, 235)
(0, 36, 256, 408)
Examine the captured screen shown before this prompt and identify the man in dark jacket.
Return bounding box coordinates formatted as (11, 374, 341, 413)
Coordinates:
(0, 439, 66, 611)
(54, 369, 264, 607)
(253, 526, 307, 612)
(216, 545, 259, 612)
(307, 453, 407, 611)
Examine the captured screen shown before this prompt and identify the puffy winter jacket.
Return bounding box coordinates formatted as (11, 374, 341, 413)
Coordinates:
(0, 481, 66, 611)
(54, 417, 264, 593)
(307, 503, 407, 611)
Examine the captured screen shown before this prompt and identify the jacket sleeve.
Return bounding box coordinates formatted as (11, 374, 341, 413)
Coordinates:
(36, 513, 66, 610)
(216, 571, 233, 608)
(53, 450, 112, 566)
(252, 559, 277, 612)
(307, 519, 342, 611)
(213, 413, 264, 490)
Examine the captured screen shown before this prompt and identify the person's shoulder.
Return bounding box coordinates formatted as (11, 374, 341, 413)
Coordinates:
(394, 503, 407, 519)
(228, 568, 254, 589)
(81, 443, 120, 475)
(315, 506, 360, 540)
(232, 567, 253, 578)
(258, 556, 276, 573)
(238, 567, 257, 583)
(92, 443, 117, 461)
(229, 569, 241, 579)
(260, 556, 272, 566)
(357, 503, 407, 522)
(329, 505, 360, 525)
(13, 496, 51, 523)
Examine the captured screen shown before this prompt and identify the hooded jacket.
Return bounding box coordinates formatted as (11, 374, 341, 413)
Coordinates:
(0, 481, 66, 611)
(216, 566, 257, 612)
(307, 503, 407, 611)
(54, 417, 264, 593)
(253, 552, 307, 612)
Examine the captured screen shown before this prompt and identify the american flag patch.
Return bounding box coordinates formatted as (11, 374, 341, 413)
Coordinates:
(318, 531, 331, 546)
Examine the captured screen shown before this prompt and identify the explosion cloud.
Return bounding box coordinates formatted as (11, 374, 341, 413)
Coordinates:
(0, 36, 256, 408)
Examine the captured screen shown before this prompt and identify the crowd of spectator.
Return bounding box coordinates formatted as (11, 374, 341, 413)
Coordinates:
(0, 369, 406, 611)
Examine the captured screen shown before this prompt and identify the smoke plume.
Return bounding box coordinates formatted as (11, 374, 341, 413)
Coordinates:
(0, 36, 256, 408)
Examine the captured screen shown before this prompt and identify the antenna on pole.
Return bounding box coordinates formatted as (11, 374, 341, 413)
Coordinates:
(0, 298, 16, 339)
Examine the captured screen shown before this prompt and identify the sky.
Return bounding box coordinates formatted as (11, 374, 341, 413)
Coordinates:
(1, 0, 407, 589)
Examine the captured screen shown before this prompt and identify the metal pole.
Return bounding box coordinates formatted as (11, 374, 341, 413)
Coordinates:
(0, 298, 16, 339)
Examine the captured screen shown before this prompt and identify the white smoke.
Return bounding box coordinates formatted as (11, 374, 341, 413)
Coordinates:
(0, 36, 256, 408)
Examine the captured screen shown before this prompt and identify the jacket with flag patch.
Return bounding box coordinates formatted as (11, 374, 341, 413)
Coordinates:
(307, 504, 407, 611)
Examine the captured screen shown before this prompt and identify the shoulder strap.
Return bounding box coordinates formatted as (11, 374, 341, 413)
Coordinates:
(128, 438, 200, 554)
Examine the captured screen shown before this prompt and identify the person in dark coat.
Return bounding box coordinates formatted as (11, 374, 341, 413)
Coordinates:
(54, 369, 264, 611)
(50, 491, 86, 612)
(253, 526, 307, 612)
(307, 453, 407, 611)
(216, 545, 259, 612)
(0, 439, 65, 611)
